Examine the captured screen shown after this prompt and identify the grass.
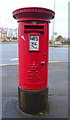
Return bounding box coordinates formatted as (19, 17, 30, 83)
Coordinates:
(49, 43, 69, 47)
(1, 40, 70, 46)
(37, 103, 51, 116)
(0, 40, 18, 43)
(61, 43, 70, 45)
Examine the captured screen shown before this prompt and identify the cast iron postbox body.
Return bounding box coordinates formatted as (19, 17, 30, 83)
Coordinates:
(13, 7, 55, 114)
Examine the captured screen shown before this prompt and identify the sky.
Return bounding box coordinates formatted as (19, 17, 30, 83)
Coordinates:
(0, 0, 69, 39)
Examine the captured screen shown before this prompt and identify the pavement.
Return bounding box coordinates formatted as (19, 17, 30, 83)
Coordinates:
(1, 62, 68, 119)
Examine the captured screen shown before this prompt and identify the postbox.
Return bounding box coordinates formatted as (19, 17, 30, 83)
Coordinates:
(13, 7, 55, 114)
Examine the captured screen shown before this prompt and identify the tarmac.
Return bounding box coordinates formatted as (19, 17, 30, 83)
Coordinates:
(1, 62, 68, 119)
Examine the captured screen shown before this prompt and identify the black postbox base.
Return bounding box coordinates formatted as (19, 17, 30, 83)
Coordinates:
(18, 87, 48, 115)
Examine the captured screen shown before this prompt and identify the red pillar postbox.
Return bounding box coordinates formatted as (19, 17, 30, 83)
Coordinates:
(13, 7, 55, 114)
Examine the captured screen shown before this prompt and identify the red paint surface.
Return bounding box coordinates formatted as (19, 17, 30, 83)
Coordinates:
(13, 7, 55, 90)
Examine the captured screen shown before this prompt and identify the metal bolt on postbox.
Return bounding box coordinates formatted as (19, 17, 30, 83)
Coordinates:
(12, 7, 55, 115)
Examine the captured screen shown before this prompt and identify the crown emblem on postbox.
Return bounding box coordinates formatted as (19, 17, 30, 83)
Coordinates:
(30, 62, 38, 71)
(27, 62, 40, 81)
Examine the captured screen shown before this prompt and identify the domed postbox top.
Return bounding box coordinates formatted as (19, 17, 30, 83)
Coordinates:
(12, 7, 55, 22)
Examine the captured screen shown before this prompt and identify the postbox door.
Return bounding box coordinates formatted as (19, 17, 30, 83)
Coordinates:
(18, 23, 49, 90)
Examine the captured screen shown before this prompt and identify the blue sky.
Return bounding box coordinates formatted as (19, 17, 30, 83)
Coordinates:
(0, 0, 69, 38)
